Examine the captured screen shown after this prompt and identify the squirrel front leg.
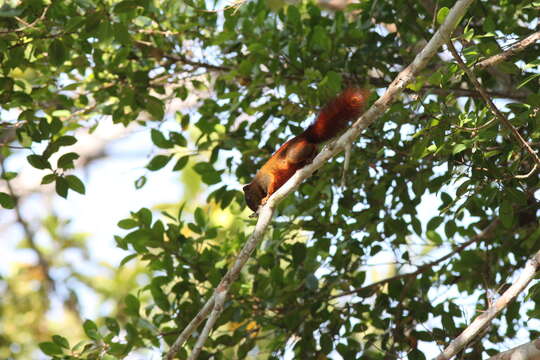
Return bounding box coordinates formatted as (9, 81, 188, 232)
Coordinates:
(260, 177, 279, 206)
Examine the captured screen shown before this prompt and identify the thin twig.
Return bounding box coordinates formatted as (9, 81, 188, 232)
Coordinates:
(329, 219, 498, 300)
(476, 31, 540, 70)
(453, 118, 497, 132)
(0, 5, 50, 34)
(165, 0, 475, 358)
(434, 249, 540, 360)
(514, 164, 538, 179)
(447, 41, 540, 167)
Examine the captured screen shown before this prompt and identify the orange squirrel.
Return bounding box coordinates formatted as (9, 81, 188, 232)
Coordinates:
(243, 87, 370, 212)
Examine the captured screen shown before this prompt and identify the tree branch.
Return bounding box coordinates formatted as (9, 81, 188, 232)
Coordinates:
(434, 250, 540, 360)
(0, 5, 50, 34)
(488, 338, 540, 360)
(476, 31, 540, 70)
(447, 40, 540, 167)
(165, 0, 476, 358)
(187, 286, 228, 360)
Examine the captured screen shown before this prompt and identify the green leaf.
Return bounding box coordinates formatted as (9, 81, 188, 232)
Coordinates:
(55, 176, 69, 198)
(173, 156, 189, 171)
(66, 175, 86, 194)
(113, 22, 131, 45)
(41, 173, 56, 184)
(2, 171, 17, 180)
(144, 96, 164, 120)
(150, 281, 170, 311)
(452, 143, 467, 155)
(137, 208, 152, 227)
(193, 162, 221, 185)
(194, 207, 205, 228)
(426, 230, 443, 245)
(426, 216, 443, 231)
(125, 294, 140, 316)
(518, 73, 540, 89)
(83, 319, 99, 340)
(56, 136, 77, 147)
(286, 5, 301, 30)
(437, 7, 450, 25)
(120, 253, 138, 267)
(151, 129, 172, 148)
(27, 154, 51, 170)
(105, 317, 120, 335)
(57, 152, 80, 169)
(310, 26, 331, 53)
(320, 71, 342, 97)
(170, 132, 187, 147)
(52, 335, 70, 349)
(147, 155, 171, 171)
(409, 348, 426, 360)
(499, 199, 514, 228)
(135, 175, 147, 189)
(39, 341, 63, 356)
(0, 192, 15, 209)
(49, 39, 67, 66)
(118, 219, 138, 229)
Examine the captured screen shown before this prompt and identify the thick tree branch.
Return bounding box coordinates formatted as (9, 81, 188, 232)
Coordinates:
(476, 31, 540, 70)
(330, 219, 499, 300)
(165, 0, 475, 358)
(434, 250, 540, 360)
(488, 338, 540, 360)
(447, 41, 540, 167)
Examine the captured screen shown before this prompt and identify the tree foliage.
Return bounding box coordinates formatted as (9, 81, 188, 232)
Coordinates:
(1, 0, 540, 359)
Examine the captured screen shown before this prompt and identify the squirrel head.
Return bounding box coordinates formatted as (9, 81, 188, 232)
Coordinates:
(243, 182, 265, 212)
(344, 88, 370, 111)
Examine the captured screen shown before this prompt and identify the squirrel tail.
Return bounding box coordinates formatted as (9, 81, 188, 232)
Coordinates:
(303, 87, 369, 143)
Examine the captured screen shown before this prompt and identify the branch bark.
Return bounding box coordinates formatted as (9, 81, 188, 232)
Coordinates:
(476, 31, 540, 70)
(488, 338, 540, 360)
(434, 250, 540, 360)
(165, 0, 476, 358)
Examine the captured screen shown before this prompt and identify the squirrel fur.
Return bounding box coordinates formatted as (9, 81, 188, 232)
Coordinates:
(243, 88, 369, 212)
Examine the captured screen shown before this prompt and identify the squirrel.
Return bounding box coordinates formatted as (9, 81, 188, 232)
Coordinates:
(243, 87, 370, 212)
